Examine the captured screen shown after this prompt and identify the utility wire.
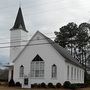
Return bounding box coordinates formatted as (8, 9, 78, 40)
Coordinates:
(0, 42, 56, 49)
(0, 32, 54, 39)
(0, 36, 55, 45)
(0, 35, 55, 42)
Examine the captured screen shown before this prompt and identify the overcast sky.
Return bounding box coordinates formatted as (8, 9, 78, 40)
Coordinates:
(0, 0, 90, 65)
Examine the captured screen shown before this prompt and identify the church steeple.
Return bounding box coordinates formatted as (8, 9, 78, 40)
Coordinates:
(10, 7, 28, 63)
(11, 7, 28, 32)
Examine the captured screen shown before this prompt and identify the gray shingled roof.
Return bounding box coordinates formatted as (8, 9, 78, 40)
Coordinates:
(10, 7, 28, 32)
(39, 31, 83, 68)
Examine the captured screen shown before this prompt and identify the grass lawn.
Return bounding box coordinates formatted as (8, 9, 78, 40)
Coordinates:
(0, 86, 70, 90)
(0, 86, 90, 90)
(77, 87, 90, 90)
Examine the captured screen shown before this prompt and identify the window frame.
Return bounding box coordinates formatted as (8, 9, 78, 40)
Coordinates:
(74, 68, 76, 80)
(67, 65, 69, 80)
(52, 64, 57, 79)
(19, 65, 24, 77)
(30, 55, 45, 78)
(71, 67, 73, 80)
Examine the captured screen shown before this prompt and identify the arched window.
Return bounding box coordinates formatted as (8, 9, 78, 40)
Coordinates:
(31, 55, 44, 78)
(20, 65, 24, 77)
(52, 64, 57, 78)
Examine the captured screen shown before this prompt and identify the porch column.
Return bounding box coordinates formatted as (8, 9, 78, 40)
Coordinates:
(8, 66, 14, 81)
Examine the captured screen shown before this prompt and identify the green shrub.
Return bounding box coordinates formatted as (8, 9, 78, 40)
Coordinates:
(70, 84, 77, 89)
(56, 83, 61, 88)
(31, 83, 37, 88)
(15, 82, 21, 87)
(8, 79, 15, 87)
(70, 83, 85, 89)
(76, 83, 86, 88)
(63, 81, 71, 88)
(37, 84, 41, 88)
(48, 83, 54, 88)
(41, 82, 46, 88)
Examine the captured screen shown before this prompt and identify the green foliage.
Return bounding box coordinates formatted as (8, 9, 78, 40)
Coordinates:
(15, 82, 21, 87)
(37, 84, 41, 88)
(63, 82, 86, 89)
(54, 22, 90, 66)
(0, 69, 8, 82)
(63, 81, 71, 88)
(71, 83, 86, 88)
(56, 83, 62, 88)
(40, 82, 46, 88)
(76, 23, 89, 47)
(31, 83, 37, 88)
(8, 79, 15, 87)
(47, 83, 55, 88)
(70, 84, 77, 89)
(54, 22, 78, 48)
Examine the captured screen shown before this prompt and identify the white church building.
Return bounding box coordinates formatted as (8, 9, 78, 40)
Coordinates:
(8, 7, 84, 88)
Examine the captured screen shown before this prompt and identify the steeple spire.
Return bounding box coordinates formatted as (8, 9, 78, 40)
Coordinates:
(11, 7, 28, 32)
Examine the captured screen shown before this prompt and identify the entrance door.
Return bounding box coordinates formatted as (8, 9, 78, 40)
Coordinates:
(24, 78, 28, 85)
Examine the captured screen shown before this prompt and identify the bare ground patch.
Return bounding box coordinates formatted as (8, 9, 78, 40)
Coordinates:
(0, 86, 70, 90)
(77, 87, 90, 90)
(0, 86, 90, 90)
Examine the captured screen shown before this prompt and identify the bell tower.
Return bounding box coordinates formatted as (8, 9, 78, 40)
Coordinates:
(10, 7, 28, 62)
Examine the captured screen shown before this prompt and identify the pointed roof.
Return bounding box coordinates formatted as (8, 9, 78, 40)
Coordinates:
(11, 7, 28, 32)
